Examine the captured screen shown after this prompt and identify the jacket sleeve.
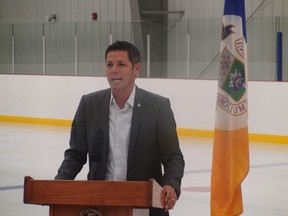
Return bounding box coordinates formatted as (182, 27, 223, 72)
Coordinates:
(158, 98, 185, 197)
(55, 96, 88, 180)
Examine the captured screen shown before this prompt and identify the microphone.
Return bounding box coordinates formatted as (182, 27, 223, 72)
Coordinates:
(90, 128, 104, 180)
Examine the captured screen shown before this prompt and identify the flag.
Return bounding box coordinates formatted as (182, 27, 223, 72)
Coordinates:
(210, 0, 249, 215)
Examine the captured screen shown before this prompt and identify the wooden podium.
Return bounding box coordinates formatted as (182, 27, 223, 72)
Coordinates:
(23, 176, 163, 216)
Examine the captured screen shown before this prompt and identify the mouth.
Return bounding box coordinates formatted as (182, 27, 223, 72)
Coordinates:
(110, 77, 123, 83)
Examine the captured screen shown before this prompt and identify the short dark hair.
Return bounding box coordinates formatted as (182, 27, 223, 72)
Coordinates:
(105, 41, 140, 66)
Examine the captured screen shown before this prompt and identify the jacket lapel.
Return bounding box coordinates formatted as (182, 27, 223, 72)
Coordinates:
(127, 87, 143, 166)
(101, 89, 112, 175)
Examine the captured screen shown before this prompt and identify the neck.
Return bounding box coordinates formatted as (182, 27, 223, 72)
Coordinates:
(112, 85, 134, 109)
(113, 94, 128, 109)
(112, 91, 131, 109)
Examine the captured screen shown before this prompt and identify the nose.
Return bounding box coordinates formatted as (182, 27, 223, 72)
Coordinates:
(110, 64, 119, 74)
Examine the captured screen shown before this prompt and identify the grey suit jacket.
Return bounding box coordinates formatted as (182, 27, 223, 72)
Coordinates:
(55, 86, 185, 215)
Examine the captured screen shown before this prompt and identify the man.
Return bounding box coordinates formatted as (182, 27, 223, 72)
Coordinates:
(55, 41, 185, 215)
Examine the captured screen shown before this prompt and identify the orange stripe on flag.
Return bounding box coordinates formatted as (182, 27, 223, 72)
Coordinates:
(211, 128, 249, 215)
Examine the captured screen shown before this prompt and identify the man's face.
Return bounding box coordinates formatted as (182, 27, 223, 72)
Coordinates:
(105, 50, 140, 93)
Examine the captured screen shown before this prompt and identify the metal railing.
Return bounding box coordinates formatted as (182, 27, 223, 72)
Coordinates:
(0, 17, 286, 80)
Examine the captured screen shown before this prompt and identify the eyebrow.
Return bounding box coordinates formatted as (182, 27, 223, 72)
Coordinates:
(106, 60, 129, 64)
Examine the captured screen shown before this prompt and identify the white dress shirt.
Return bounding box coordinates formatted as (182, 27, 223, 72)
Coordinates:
(105, 86, 135, 181)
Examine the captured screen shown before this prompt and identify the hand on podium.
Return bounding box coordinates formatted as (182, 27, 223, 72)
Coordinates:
(161, 185, 178, 212)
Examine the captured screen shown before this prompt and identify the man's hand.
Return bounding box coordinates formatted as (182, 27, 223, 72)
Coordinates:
(161, 185, 178, 212)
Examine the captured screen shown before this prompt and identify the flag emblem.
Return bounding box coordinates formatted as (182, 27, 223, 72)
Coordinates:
(219, 47, 246, 102)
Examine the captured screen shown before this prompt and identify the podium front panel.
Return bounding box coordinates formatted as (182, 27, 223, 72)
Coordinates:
(50, 205, 132, 216)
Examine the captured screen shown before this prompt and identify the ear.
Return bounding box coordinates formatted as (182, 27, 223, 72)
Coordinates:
(133, 63, 141, 76)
